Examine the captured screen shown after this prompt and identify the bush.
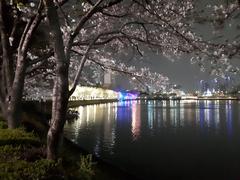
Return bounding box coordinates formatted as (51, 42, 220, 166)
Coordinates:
(77, 154, 95, 180)
(0, 159, 64, 180)
(0, 116, 7, 129)
(0, 145, 46, 162)
(0, 121, 7, 129)
(0, 128, 40, 146)
(0, 145, 23, 162)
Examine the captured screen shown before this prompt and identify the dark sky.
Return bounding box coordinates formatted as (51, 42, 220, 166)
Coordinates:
(139, 54, 211, 92)
(116, 53, 240, 93)
(115, 54, 213, 92)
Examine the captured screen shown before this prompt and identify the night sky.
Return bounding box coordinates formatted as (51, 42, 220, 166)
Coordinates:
(140, 54, 211, 92)
(115, 54, 213, 92)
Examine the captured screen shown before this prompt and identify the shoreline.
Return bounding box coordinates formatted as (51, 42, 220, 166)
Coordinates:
(22, 98, 240, 115)
(62, 137, 140, 180)
(19, 107, 141, 180)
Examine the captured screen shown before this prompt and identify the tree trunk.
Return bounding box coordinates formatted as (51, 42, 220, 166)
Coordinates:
(44, 0, 69, 160)
(0, 0, 14, 92)
(0, 0, 43, 128)
(6, 54, 27, 128)
(47, 77, 69, 160)
(0, 0, 19, 128)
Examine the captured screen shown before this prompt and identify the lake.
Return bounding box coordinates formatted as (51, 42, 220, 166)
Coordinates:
(64, 100, 240, 179)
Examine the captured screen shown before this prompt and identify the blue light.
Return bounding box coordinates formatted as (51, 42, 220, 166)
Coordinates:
(118, 92, 125, 100)
(118, 91, 139, 100)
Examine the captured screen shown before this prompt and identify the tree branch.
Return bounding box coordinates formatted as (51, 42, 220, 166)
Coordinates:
(69, 31, 120, 97)
(0, 0, 14, 94)
(55, 0, 71, 27)
(19, 0, 44, 56)
(26, 50, 54, 74)
(65, 0, 104, 61)
(27, 50, 54, 67)
(86, 55, 149, 90)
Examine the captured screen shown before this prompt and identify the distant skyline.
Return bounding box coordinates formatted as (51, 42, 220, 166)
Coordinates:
(145, 54, 240, 92)
(138, 54, 216, 92)
(115, 53, 240, 93)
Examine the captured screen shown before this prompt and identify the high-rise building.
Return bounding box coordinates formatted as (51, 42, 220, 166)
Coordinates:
(103, 71, 111, 88)
(199, 80, 209, 94)
(103, 70, 115, 89)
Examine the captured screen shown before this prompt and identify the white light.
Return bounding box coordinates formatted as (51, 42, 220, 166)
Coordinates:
(70, 86, 118, 100)
(203, 89, 212, 97)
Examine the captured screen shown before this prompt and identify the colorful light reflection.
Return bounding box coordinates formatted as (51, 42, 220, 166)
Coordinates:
(118, 91, 139, 100)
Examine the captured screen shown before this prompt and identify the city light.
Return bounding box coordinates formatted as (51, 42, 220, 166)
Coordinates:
(118, 91, 139, 100)
(70, 86, 139, 101)
(203, 89, 212, 97)
(70, 86, 118, 100)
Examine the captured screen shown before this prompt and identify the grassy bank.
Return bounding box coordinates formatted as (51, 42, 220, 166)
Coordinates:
(0, 118, 64, 179)
(0, 115, 138, 180)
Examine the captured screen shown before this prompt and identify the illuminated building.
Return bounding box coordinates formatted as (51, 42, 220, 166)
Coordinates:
(69, 86, 139, 101)
(70, 86, 118, 100)
(203, 89, 212, 97)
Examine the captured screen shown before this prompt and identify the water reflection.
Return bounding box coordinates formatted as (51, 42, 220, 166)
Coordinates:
(214, 100, 220, 131)
(147, 101, 154, 129)
(64, 100, 240, 179)
(131, 101, 141, 140)
(226, 100, 233, 138)
(65, 100, 237, 144)
(65, 103, 117, 156)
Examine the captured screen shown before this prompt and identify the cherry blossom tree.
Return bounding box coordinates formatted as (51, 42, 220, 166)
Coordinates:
(0, 0, 69, 128)
(43, 0, 208, 159)
(0, 0, 45, 128)
(2, 0, 233, 160)
(190, 0, 240, 77)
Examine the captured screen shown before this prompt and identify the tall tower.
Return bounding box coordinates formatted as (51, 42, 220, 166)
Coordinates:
(103, 71, 112, 88)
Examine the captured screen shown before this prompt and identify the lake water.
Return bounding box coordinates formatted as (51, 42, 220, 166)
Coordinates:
(64, 100, 240, 180)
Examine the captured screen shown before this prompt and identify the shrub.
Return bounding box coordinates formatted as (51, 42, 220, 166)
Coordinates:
(0, 116, 7, 129)
(77, 154, 95, 180)
(0, 144, 46, 162)
(0, 145, 23, 162)
(0, 128, 40, 146)
(0, 159, 64, 180)
(0, 121, 7, 129)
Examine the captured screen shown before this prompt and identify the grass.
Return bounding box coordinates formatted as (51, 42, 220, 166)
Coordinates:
(0, 116, 7, 129)
(0, 117, 64, 179)
(0, 113, 137, 180)
(0, 159, 63, 180)
(0, 116, 97, 180)
(0, 128, 41, 146)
